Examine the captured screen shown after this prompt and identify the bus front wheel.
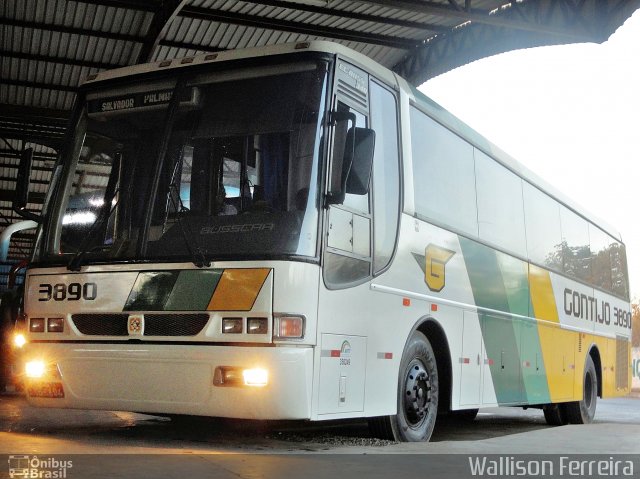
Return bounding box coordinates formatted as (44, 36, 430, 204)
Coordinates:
(563, 355, 598, 424)
(369, 331, 439, 442)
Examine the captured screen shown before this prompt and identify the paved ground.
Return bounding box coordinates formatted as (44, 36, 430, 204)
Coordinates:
(0, 394, 638, 478)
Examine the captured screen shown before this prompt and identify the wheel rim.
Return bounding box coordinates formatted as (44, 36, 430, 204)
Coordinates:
(403, 358, 432, 427)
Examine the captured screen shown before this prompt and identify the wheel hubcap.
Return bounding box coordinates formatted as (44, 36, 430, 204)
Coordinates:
(403, 359, 432, 425)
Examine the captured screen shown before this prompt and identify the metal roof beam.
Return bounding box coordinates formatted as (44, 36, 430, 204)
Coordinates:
(179, 5, 420, 49)
(70, 0, 158, 12)
(0, 149, 58, 161)
(353, 0, 592, 40)
(0, 105, 70, 122)
(0, 49, 122, 71)
(0, 105, 69, 147)
(138, 0, 188, 63)
(0, 191, 45, 203)
(0, 176, 50, 186)
(0, 18, 144, 43)
(0, 79, 76, 93)
(241, 0, 449, 33)
(0, 125, 66, 139)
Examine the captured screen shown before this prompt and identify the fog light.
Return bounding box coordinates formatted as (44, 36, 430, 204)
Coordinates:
(214, 366, 269, 387)
(30, 318, 45, 333)
(47, 317, 64, 333)
(26, 360, 46, 378)
(243, 368, 268, 387)
(222, 318, 243, 334)
(13, 333, 26, 348)
(247, 317, 268, 334)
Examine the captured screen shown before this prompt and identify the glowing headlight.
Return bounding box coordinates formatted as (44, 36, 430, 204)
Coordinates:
(243, 368, 268, 387)
(25, 360, 46, 379)
(13, 333, 26, 348)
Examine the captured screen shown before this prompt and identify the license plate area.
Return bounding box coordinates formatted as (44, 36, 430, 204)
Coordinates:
(27, 381, 65, 398)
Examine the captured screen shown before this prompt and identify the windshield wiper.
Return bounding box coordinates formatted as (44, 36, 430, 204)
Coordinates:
(67, 153, 121, 271)
(165, 161, 210, 268)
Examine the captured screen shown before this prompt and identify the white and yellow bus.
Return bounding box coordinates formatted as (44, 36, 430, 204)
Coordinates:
(16, 41, 631, 442)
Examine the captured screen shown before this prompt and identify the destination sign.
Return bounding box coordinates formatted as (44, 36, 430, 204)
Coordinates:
(88, 89, 176, 114)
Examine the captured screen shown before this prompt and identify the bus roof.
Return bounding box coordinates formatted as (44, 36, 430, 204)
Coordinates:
(82, 40, 397, 88)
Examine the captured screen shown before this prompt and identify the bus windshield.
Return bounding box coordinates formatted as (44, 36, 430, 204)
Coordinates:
(41, 61, 328, 265)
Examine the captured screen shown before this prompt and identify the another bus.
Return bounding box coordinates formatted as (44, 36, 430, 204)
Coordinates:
(16, 41, 631, 442)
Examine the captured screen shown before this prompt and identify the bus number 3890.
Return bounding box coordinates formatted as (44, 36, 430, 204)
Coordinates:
(38, 283, 98, 302)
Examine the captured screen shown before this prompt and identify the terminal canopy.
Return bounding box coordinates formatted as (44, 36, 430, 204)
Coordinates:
(1, 0, 639, 262)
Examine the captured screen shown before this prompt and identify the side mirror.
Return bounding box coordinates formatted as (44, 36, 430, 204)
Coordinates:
(13, 148, 42, 223)
(326, 124, 375, 206)
(345, 127, 375, 195)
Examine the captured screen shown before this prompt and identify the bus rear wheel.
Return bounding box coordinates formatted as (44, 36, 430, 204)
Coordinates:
(563, 355, 597, 424)
(543, 403, 568, 426)
(368, 331, 439, 442)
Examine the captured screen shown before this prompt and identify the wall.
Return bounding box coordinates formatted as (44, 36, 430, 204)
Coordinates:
(633, 347, 640, 391)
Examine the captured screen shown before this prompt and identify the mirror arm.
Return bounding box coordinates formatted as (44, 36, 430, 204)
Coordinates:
(13, 148, 42, 223)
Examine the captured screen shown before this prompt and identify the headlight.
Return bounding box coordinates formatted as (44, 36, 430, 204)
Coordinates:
(25, 360, 46, 379)
(242, 368, 268, 387)
(13, 333, 27, 348)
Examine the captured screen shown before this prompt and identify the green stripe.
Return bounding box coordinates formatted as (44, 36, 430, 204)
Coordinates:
(124, 269, 225, 312)
(459, 236, 551, 405)
(165, 270, 223, 311)
(459, 237, 524, 404)
(124, 271, 180, 311)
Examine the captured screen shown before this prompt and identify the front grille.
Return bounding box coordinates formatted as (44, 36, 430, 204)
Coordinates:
(70, 313, 210, 337)
(72, 313, 129, 336)
(143, 313, 209, 336)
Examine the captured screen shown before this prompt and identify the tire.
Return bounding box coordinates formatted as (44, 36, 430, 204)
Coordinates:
(543, 403, 568, 426)
(563, 355, 598, 424)
(368, 331, 438, 442)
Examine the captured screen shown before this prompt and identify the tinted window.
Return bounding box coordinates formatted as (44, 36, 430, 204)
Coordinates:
(523, 182, 562, 270)
(560, 208, 591, 283)
(610, 241, 629, 299)
(370, 82, 399, 273)
(475, 150, 527, 258)
(410, 107, 477, 237)
(589, 225, 613, 292)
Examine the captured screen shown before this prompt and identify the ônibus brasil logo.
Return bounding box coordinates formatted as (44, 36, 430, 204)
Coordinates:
(8, 455, 73, 478)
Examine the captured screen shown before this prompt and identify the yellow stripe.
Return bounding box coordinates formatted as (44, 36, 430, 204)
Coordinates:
(207, 268, 270, 311)
(528, 264, 559, 323)
(529, 265, 577, 401)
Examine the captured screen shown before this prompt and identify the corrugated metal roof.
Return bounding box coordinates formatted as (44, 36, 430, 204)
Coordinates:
(1, 0, 639, 265)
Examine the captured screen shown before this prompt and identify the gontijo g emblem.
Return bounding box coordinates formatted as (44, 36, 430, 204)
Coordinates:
(424, 244, 455, 292)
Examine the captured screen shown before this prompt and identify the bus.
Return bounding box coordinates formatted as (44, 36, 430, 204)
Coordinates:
(16, 41, 632, 442)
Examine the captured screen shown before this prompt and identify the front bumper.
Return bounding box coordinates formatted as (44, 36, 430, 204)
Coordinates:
(23, 342, 313, 420)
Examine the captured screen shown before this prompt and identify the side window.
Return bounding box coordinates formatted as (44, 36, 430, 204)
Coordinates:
(410, 107, 477, 237)
(523, 182, 562, 271)
(610, 241, 629, 299)
(560, 207, 591, 283)
(589, 225, 613, 293)
(475, 150, 527, 258)
(370, 82, 400, 273)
